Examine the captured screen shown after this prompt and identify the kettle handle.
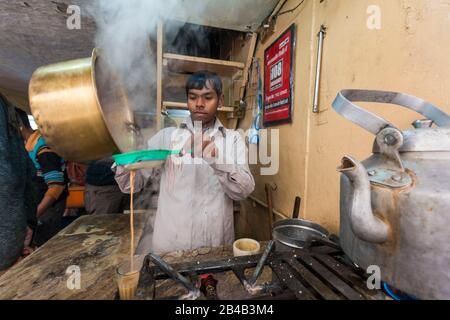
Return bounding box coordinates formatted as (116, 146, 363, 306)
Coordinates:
(332, 90, 450, 135)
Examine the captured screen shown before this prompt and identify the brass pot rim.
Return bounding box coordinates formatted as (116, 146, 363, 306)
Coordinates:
(90, 48, 135, 154)
(28, 48, 121, 162)
(89, 48, 120, 151)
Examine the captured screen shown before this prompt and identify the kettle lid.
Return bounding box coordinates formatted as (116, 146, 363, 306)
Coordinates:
(373, 127, 450, 153)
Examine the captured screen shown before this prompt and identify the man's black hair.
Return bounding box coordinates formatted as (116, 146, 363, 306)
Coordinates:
(185, 71, 223, 97)
(15, 107, 32, 130)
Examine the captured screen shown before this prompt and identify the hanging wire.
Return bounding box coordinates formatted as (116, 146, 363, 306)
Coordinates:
(276, 0, 306, 17)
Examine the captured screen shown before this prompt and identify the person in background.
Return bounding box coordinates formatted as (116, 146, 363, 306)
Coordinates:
(0, 95, 38, 272)
(16, 108, 68, 247)
(66, 161, 87, 188)
(84, 157, 129, 214)
(62, 161, 87, 227)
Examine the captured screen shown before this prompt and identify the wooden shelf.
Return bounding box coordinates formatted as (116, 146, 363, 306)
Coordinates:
(163, 72, 233, 94)
(163, 53, 245, 77)
(163, 101, 235, 113)
(156, 22, 257, 129)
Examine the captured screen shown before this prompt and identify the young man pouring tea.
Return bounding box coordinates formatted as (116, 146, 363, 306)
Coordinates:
(114, 71, 255, 254)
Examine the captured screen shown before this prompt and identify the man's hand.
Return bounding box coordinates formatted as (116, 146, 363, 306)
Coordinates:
(181, 133, 217, 159)
(24, 227, 33, 247)
(37, 195, 57, 218)
(23, 227, 35, 256)
(202, 138, 217, 159)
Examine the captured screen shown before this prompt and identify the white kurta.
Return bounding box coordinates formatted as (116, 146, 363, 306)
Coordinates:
(114, 117, 255, 254)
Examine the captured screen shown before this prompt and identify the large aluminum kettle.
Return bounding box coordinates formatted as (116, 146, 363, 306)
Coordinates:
(333, 89, 450, 299)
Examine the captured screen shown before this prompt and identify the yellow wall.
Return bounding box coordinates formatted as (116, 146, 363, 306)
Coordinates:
(237, 0, 450, 237)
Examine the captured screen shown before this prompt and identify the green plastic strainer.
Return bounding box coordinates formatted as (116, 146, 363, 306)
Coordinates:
(112, 149, 186, 166)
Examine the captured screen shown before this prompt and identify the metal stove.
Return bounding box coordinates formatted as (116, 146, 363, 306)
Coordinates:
(135, 241, 386, 300)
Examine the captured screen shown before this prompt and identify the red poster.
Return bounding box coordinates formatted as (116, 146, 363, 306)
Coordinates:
(263, 24, 296, 126)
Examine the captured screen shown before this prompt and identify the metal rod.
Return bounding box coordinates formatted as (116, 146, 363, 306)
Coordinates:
(148, 253, 199, 296)
(150, 254, 262, 279)
(248, 240, 275, 287)
(312, 25, 326, 113)
(310, 236, 342, 250)
(292, 197, 301, 219)
(232, 268, 249, 287)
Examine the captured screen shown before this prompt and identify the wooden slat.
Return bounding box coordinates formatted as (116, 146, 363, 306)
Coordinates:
(270, 261, 316, 300)
(156, 22, 164, 130)
(285, 257, 341, 300)
(226, 33, 258, 128)
(163, 53, 244, 77)
(163, 101, 234, 112)
(295, 252, 364, 300)
(264, 184, 275, 240)
(239, 32, 258, 101)
(164, 53, 245, 69)
(162, 101, 188, 109)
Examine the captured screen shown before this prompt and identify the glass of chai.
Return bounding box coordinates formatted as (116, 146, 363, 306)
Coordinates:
(116, 255, 143, 300)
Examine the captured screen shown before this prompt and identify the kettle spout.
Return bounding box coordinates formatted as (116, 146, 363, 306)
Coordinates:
(337, 156, 388, 244)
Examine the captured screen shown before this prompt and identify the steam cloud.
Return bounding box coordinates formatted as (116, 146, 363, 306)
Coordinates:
(87, 0, 170, 114)
(86, 0, 210, 115)
(85, 0, 211, 211)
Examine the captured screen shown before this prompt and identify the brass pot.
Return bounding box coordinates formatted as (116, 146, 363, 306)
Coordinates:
(29, 49, 136, 162)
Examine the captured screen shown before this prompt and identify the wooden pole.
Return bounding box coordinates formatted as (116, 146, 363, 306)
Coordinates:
(156, 22, 164, 131)
(130, 170, 136, 271)
(265, 183, 274, 240)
